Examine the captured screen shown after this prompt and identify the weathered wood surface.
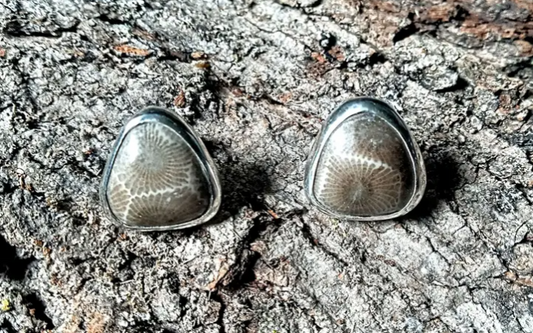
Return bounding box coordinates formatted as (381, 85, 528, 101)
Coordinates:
(1, 0, 533, 332)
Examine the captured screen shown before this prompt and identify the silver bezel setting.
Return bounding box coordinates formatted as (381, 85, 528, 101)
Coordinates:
(100, 107, 222, 231)
(304, 97, 426, 221)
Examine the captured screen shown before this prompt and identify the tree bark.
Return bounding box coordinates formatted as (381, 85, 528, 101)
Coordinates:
(1, 0, 533, 332)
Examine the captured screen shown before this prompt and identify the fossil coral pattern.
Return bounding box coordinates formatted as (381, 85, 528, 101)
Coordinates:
(106, 122, 209, 226)
(314, 114, 415, 216)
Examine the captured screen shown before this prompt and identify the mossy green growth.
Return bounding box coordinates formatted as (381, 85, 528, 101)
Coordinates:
(1, 299, 11, 312)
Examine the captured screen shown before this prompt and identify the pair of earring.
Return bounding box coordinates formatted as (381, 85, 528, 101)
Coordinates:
(100, 97, 426, 231)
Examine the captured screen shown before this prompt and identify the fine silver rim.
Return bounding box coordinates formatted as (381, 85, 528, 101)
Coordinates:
(100, 107, 222, 231)
(304, 97, 426, 221)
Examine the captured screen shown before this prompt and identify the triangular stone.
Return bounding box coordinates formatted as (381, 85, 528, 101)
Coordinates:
(306, 98, 425, 220)
(102, 110, 218, 229)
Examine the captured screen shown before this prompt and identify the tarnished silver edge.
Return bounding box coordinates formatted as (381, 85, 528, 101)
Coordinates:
(304, 97, 427, 221)
(100, 107, 222, 231)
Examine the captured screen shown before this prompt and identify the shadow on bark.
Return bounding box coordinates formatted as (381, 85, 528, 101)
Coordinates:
(0, 319, 16, 333)
(0, 234, 34, 281)
(23, 293, 55, 330)
(404, 148, 462, 220)
(201, 154, 272, 227)
(220, 160, 271, 213)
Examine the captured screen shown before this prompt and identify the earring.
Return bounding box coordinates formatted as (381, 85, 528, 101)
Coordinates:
(100, 107, 221, 231)
(304, 97, 426, 221)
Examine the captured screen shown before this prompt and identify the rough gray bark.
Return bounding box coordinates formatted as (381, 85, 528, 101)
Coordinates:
(1, 0, 533, 332)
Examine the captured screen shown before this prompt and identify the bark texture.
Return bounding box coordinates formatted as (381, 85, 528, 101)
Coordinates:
(1, 0, 533, 332)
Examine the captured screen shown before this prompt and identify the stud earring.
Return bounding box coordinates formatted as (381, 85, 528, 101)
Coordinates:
(304, 97, 426, 221)
(100, 107, 222, 231)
